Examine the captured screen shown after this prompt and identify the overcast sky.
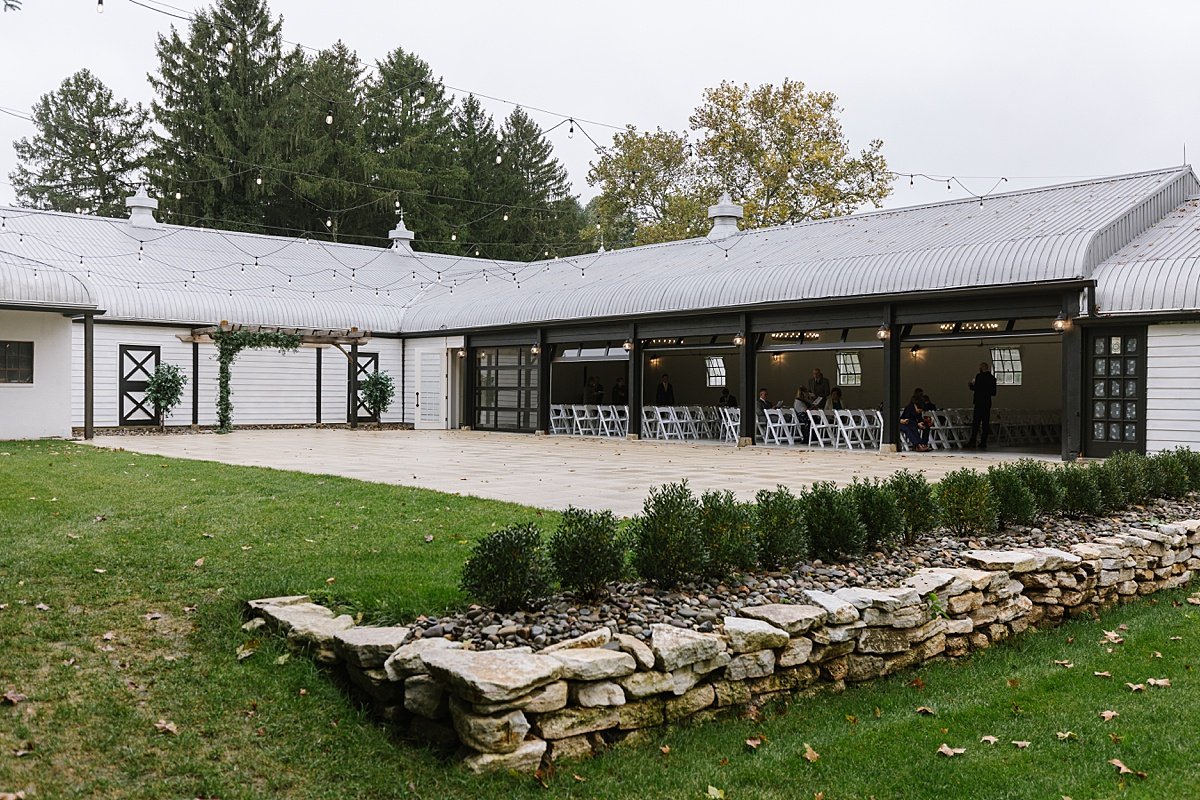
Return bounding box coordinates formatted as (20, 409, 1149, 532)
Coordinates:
(1, 0, 1197, 215)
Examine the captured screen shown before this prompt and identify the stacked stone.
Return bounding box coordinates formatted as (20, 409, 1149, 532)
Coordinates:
(244, 518, 1200, 775)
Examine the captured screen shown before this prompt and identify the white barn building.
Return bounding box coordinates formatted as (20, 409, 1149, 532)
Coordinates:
(1, 166, 1199, 457)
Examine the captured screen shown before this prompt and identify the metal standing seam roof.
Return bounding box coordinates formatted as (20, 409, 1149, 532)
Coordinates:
(0, 166, 1196, 332)
(1093, 197, 1200, 315)
(0, 251, 96, 311)
(399, 166, 1199, 332)
(0, 208, 509, 329)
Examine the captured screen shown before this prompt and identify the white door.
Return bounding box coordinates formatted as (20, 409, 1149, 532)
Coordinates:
(415, 349, 447, 430)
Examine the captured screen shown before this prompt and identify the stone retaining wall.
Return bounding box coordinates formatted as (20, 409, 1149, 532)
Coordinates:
(247, 519, 1200, 773)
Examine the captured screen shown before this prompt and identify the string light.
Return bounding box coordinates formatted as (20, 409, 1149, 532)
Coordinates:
(450, 232, 457, 241)
(96, 0, 104, 12)
(137, 242, 143, 262)
(325, 217, 332, 228)
(174, 191, 182, 200)
(502, 213, 509, 221)
(253, 257, 259, 269)
(568, 119, 574, 138)
(325, 107, 334, 125)
(88, 141, 97, 151)
(256, 173, 263, 186)
(495, 154, 502, 165)
(224, 41, 234, 54)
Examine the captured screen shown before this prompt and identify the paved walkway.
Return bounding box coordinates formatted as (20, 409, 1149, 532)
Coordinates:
(89, 430, 1056, 516)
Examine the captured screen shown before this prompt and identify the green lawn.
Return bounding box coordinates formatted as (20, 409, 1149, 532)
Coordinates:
(1, 439, 1198, 799)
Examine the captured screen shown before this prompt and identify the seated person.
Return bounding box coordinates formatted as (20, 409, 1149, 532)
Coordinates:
(900, 396, 932, 452)
(793, 387, 814, 413)
(719, 387, 737, 407)
(914, 387, 936, 411)
(757, 388, 775, 412)
(828, 387, 844, 410)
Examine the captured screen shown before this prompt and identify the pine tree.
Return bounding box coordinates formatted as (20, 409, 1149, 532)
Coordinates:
(283, 41, 370, 242)
(146, 0, 302, 232)
(361, 48, 463, 252)
(497, 107, 585, 260)
(450, 94, 510, 259)
(9, 69, 150, 217)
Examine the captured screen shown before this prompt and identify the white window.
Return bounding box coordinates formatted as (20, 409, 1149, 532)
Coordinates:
(835, 351, 862, 387)
(705, 355, 726, 388)
(990, 346, 1022, 385)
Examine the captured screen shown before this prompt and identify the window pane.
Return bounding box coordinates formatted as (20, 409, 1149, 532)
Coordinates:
(1109, 401, 1123, 419)
(1093, 358, 1107, 376)
(1094, 380, 1106, 397)
(1125, 337, 1138, 354)
(835, 352, 862, 387)
(1109, 423, 1122, 441)
(1125, 380, 1137, 397)
(1093, 422, 1106, 440)
(1110, 337, 1122, 355)
(1092, 401, 1106, 418)
(1126, 358, 1137, 376)
(1124, 402, 1137, 420)
(1110, 380, 1123, 397)
(1124, 424, 1137, 441)
(1094, 338, 1107, 355)
(1109, 359, 1122, 376)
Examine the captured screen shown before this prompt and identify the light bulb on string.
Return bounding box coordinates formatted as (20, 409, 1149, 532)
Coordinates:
(450, 232, 457, 241)
(75, 207, 82, 214)
(495, 154, 503, 165)
(224, 41, 234, 54)
(947, 179, 952, 191)
(325, 217, 332, 228)
(255, 173, 263, 186)
(568, 119, 574, 138)
(325, 107, 334, 125)
(474, 249, 480, 256)
(909, 175, 914, 187)
(270, 285, 275, 294)
(136, 282, 140, 291)
(287, 275, 291, 283)
(348, 285, 353, 294)
(175, 191, 182, 200)
(502, 212, 509, 222)
(96, 0, 104, 12)
(239, 263, 244, 272)
(89, 141, 97, 151)
(436, 272, 442, 283)
(416, 88, 426, 105)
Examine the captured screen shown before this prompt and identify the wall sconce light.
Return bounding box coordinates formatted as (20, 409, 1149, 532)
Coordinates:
(456, 348, 466, 358)
(622, 339, 633, 351)
(530, 344, 541, 356)
(732, 332, 746, 346)
(771, 353, 784, 364)
(1053, 311, 1069, 332)
(876, 323, 891, 341)
(910, 345, 921, 358)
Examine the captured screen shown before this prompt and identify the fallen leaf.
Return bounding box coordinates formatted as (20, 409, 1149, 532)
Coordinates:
(980, 735, 999, 745)
(182, 605, 197, 614)
(1147, 678, 1171, 687)
(916, 706, 936, 716)
(35, 603, 50, 612)
(706, 786, 726, 799)
(1108, 758, 1147, 778)
(845, 714, 858, 724)
(1103, 630, 1125, 644)
(1094, 671, 1112, 678)
(102, 631, 115, 641)
(873, 706, 882, 718)
(744, 737, 762, 751)
(1118, 624, 1129, 631)
(93, 568, 106, 574)
(143, 612, 162, 621)
(1170, 636, 1183, 641)
(93, 515, 106, 522)
(908, 677, 926, 690)
(193, 558, 205, 568)
(275, 653, 291, 665)
(235, 640, 259, 661)
(1012, 740, 1031, 749)
(153, 719, 179, 735)
(718, 757, 729, 766)
(1125, 683, 1145, 693)
(802, 743, 820, 763)
(298, 688, 308, 696)
(1109, 733, 1124, 744)
(325, 577, 336, 585)
(1100, 710, 1119, 722)
(936, 743, 965, 757)
(0, 790, 27, 799)
(1152, 651, 1163, 659)
(1054, 660, 1074, 669)
(12, 745, 32, 758)
(659, 745, 670, 755)
(1006, 678, 1020, 689)
(1, 691, 28, 706)
(572, 774, 585, 783)
(240, 618, 266, 632)
(1056, 731, 1077, 741)
(1186, 597, 1200, 606)
(423, 534, 435, 543)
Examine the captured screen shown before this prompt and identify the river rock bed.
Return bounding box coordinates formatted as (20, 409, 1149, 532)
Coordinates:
(405, 496, 1200, 651)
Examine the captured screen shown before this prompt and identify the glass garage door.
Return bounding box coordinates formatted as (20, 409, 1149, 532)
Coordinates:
(1086, 328, 1146, 457)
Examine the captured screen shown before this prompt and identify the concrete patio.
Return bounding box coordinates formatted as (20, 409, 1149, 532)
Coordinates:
(89, 429, 1057, 516)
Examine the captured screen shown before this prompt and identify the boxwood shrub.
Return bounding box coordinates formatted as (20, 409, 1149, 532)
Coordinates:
(846, 477, 904, 552)
(987, 464, 1038, 528)
(549, 507, 626, 599)
(936, 468, 998, 537)
(629, 480, 704, 587)
(461, 523, 553, 611)
(1058, 464, 1103, 518)
(887, 469, 938, 545)
(754, 486, 807, 569)
(698, 490, 758, 578)
(802, 482, 868, 562)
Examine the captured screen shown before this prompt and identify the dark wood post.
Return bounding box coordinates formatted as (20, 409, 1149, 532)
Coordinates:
(83, 313, 94, 440)
(348, 340, 359, 429)
(627, 324, 641, 438)
(1060, 291, 1083, 460)
(535, 328, 551, 434)
(315, 347, 323, 424)
(738, 313, 755, 444)
(191, 340, 199, 427)
(881, 305, 900, 450)
(462, 344, 475, 430)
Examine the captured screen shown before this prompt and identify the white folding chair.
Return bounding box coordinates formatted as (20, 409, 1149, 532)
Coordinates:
(677, 407, 702, 440)
(596, 405, 618, 437)
(641, 406, 660, 439)
(806, 408, 836, 448)
(780, 407, 803, 446)
(573, 405, 596, 436)
(764, 408, 792, 445)
(855, 409, 880, 448)
(549, 404, 569, 435)
(755, 411, 769, 443)
(721, 407, 741, 443)
(834, 408, 866, 449)
(613, 406, 629, 437)
(656, 406, 685, 440)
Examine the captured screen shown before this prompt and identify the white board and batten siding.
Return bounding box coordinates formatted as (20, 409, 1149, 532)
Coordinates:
(71, 324, 414, 428)
(1145, 323, 1200, 453)
(0, 310, 74, 439)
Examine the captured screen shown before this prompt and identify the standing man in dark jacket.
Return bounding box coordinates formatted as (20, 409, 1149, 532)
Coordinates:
(655, 374, 675, 405)
(965, 362, 997, 450)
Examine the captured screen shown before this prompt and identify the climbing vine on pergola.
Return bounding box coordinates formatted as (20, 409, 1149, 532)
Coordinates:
(211, 329, 302, 433)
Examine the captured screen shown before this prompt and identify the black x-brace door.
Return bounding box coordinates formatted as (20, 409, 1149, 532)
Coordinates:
(119, 345, 161, 426)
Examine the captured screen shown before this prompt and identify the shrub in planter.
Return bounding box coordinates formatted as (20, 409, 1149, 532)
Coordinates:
(1105, 450, 1150, 506)
(887, 469, 938, 545)
(846, 478, 903, 552)
(549, 507, 625, 599)
(359, 370, 395, 421)
(698, 490, 758, 578)
(986, 465, 1038, 528)
(144, 362, 187, 427)
(460, 523, 553, 611)
(1057, 464, 1103, 518)
(935, 468, 997, 537)
(1172, 446, 1200, 492)
(754, 486, 807, 569)
(1088, 460, 1128, 514)
(802, 482, 868, 562)
(1147, 450, 1190, 500)
(629, 480, 704, 587)
(1010, 458, 1063, 518)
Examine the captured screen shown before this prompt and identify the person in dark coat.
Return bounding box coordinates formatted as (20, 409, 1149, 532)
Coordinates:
(655, 374, 675, 405)
(899, 396, 932, 451)
(718, 387, 737, 407)
(612, 377, 628, 405)
(807, 368, 831, 409)
(966, 362, 998, 449)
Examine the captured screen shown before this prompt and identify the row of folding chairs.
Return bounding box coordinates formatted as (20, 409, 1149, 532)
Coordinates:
(905, 408, 1062, 450)
(756, 408, 882, 450)
(549, 404, 629, 438)
(641, 405, 722, 441)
